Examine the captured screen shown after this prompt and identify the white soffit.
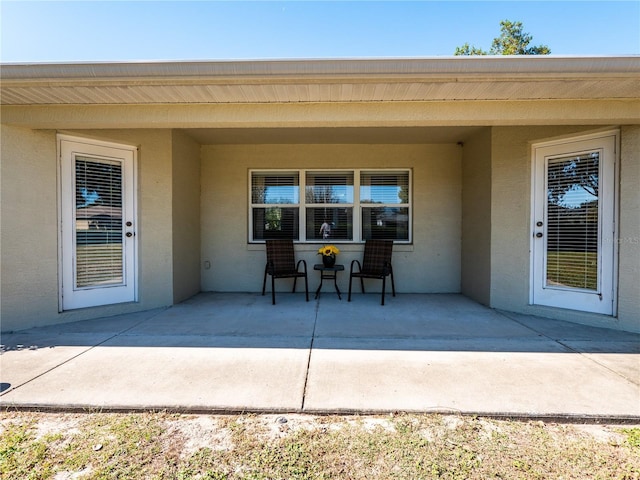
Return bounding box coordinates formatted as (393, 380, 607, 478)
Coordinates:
(1, 56, 639, 105)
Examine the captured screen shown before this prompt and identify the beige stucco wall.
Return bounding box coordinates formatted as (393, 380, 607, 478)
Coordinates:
(201, 144, 462, 294)
(618, 125, 640, 327)
(171, 130, 201, 303)
(0, 127, 177, 331)
(461, 128, 492, 305)
(490, 126, 640, 333)
(1, 126, 59, 328)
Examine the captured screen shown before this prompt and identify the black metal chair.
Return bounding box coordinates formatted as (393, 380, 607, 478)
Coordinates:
(348, 239, 395, 305)
(262, 239, 309, 305)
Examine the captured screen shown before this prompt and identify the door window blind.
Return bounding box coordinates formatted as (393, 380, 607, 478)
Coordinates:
(546, 152, 599, 290)
(74, 157, 124, 288)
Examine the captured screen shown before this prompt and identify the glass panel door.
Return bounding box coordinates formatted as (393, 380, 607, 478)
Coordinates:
(60, 136, 136, 310)
(532, 132, 617, 315)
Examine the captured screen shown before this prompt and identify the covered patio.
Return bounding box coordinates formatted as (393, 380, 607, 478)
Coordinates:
(2, 293, 638, 420)
(1, 57, 638, 335)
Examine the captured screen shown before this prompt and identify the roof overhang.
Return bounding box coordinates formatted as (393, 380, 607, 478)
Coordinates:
(2, 57, 638, 142)
(2, 56, 639, 105)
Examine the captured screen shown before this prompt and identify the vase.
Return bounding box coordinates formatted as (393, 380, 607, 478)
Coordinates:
(322, 254, 336, 267)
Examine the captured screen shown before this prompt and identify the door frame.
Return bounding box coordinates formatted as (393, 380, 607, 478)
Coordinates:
(529, 129, 619, 315)
(57, 134, 139, 311)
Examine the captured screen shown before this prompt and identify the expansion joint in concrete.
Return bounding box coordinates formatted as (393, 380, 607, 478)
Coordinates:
(300, 298, 321, 411)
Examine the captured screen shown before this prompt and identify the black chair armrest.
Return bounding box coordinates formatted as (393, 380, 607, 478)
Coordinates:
(350, 259, 362, 275)
(296, 259, 308, 273)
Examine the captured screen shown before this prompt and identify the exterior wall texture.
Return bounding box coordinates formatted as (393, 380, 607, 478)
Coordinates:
(200, 143, 462, 295)
(171, 130, 201, 303)
(1, 126, 59, 329)
(461, 128, 492, 305)
(618, 125, 640, 326)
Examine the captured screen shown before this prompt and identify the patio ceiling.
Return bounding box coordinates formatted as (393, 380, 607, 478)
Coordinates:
(2, 56, 639, 106)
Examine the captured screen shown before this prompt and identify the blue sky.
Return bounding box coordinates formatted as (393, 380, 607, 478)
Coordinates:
(1, 1, 638, 63)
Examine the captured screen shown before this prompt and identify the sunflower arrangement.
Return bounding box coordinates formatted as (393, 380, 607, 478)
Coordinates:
(318, 245, 340, 257)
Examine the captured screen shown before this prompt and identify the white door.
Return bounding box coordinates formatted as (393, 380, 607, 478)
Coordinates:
(59, 136, 137, 310)
(531, 131, 617, 315)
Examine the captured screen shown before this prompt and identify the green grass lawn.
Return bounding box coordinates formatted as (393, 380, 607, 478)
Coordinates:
(2, 411, 639, 479)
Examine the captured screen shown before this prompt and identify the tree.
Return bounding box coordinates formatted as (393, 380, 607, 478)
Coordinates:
(455, 20, 551, 55)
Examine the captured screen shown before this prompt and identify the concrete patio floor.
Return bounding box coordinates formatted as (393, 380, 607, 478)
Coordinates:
(1, 293, 639, 421)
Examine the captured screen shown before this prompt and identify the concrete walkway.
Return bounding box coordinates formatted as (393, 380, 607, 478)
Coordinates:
(1, 293, 639, 421)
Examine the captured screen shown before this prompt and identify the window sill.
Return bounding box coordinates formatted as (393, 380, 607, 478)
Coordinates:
(247, 243, 414, 252)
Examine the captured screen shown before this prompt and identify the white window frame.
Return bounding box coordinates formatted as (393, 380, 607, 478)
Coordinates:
(249, 168, 412, 243)
(249, 169, 301, 241)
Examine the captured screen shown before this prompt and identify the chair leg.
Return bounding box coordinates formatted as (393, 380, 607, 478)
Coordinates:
(348, 275, 353, 302)
(390, 269, 396, 297)
(304, 274, 309, 301)
(292, 276, 298, 293)
(381, 275, 386, 306)
(262, 267, 268, 296)
(271, 275, 276, 305)
(360, 277, 365, 293)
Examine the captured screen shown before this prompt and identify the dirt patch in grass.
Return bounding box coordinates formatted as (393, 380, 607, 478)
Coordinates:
(1, 411, 638, 479)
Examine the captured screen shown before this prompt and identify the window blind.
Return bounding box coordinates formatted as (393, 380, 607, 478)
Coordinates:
(74, 157, 124, 288)
(251, 172, 299, 204)
(305, 171, 354, 204)
(360, 171, 409, 204)
(546, 153, 599, 290)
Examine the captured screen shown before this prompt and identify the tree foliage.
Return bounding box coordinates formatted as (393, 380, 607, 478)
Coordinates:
(455, 20, 551, 55)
